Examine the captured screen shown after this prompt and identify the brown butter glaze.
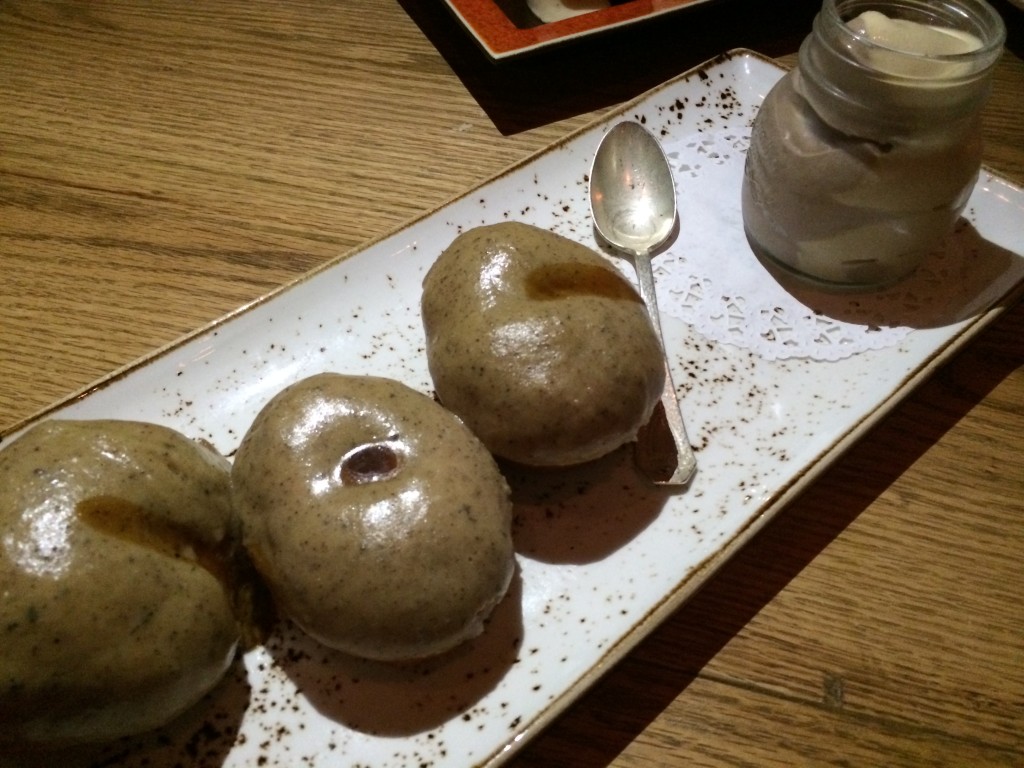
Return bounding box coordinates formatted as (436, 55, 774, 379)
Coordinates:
(525, 262, 645, 302)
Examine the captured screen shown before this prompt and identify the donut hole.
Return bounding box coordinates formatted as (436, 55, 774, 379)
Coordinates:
(339, 442, 401, 485)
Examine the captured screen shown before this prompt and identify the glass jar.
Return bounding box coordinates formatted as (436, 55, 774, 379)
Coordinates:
(741, 0, 1006, 290)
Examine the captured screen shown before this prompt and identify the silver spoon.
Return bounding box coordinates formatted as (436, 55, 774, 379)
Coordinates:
(589, 121, 697, 485)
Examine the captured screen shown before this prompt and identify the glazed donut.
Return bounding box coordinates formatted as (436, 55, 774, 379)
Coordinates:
(232, 373, 515, 661)
(0, 420, 240, 747)
(421, 221, 665, 467)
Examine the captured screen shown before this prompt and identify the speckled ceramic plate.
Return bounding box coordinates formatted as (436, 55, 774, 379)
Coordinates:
(441, 0, 717, 59)
(5, 50, 1024, 768)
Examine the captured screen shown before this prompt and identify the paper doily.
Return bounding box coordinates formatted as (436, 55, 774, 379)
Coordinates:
(652, 128, 996, 362)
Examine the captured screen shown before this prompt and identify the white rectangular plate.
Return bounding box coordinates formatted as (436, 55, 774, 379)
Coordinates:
(8, 50, 1024, 768)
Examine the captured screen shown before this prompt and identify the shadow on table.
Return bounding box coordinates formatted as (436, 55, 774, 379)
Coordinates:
(509, 294, 1024, 767)
(267, 567, 524, 736)
(757, 219, 1023, 331)
(2, 656, 252, 768)
(398, 0, 820, 134)
(505, 442, 673, 565)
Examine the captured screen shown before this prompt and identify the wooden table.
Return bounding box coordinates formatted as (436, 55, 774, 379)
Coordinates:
(2, 1, 1022, 765)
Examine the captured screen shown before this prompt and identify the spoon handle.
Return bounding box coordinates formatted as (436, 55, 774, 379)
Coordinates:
(632, 250, 697, 485)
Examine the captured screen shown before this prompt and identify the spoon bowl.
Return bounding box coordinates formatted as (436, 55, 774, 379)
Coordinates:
(590, 121, 697, 486)
(590, 122, 678, 255)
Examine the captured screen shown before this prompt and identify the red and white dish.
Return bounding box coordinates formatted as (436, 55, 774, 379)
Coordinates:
(441, 0, 718, 59)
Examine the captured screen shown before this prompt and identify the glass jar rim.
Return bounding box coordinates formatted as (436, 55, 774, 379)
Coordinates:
(821, 0, 1007, 61)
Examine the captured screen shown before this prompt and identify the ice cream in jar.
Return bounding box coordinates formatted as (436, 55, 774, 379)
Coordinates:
(742, 0, 1005, 289)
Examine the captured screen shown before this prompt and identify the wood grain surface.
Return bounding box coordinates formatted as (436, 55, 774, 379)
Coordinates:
(2, 0, 1022, 765)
